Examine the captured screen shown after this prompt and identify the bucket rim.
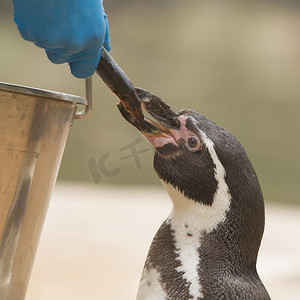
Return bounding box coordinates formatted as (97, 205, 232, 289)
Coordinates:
(0, 81, 87, 105)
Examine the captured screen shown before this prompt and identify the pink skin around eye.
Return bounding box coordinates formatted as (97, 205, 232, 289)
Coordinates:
(145, 115, 197, 149)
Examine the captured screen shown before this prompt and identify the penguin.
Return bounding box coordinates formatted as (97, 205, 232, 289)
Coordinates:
(117, 89, 271, 300)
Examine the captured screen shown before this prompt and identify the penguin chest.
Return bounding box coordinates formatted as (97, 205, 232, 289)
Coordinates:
(137, 182, 231, 300)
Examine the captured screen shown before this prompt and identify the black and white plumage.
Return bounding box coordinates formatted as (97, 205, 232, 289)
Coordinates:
(118, 90, 270, 300)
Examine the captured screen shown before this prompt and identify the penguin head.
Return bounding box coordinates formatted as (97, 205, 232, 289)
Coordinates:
(118, 88, 262, 208)
(153, 110, 224, 206)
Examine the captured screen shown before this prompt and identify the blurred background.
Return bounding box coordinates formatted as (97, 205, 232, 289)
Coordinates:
(0, 1, 300, 299)
(1, 0, 299, 204)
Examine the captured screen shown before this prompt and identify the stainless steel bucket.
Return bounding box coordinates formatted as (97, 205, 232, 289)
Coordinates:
(0, 81, 91, 300)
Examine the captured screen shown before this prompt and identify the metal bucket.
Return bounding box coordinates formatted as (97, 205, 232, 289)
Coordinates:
(0, 81, 91, 300)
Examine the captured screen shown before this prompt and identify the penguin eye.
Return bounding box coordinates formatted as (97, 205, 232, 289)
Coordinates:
(186, 136, 201, 152)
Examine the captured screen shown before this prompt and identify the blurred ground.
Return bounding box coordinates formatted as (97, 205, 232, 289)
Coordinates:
(26, 183, 300, 300)
(0, 1, 299, 204)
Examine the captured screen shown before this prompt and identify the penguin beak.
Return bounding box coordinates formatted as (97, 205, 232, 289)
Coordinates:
(117, 88, 180, 144)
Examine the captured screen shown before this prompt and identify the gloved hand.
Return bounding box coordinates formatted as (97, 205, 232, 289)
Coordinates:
(12, 0, 110, 78)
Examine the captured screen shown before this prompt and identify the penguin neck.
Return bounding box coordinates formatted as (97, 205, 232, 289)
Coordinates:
(162, 181, 231, 238)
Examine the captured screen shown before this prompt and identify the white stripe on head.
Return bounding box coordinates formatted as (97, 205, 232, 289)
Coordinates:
(162, 121, 232, 299)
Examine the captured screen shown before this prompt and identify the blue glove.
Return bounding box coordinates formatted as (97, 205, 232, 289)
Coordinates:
(12, 0, 111, 78)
